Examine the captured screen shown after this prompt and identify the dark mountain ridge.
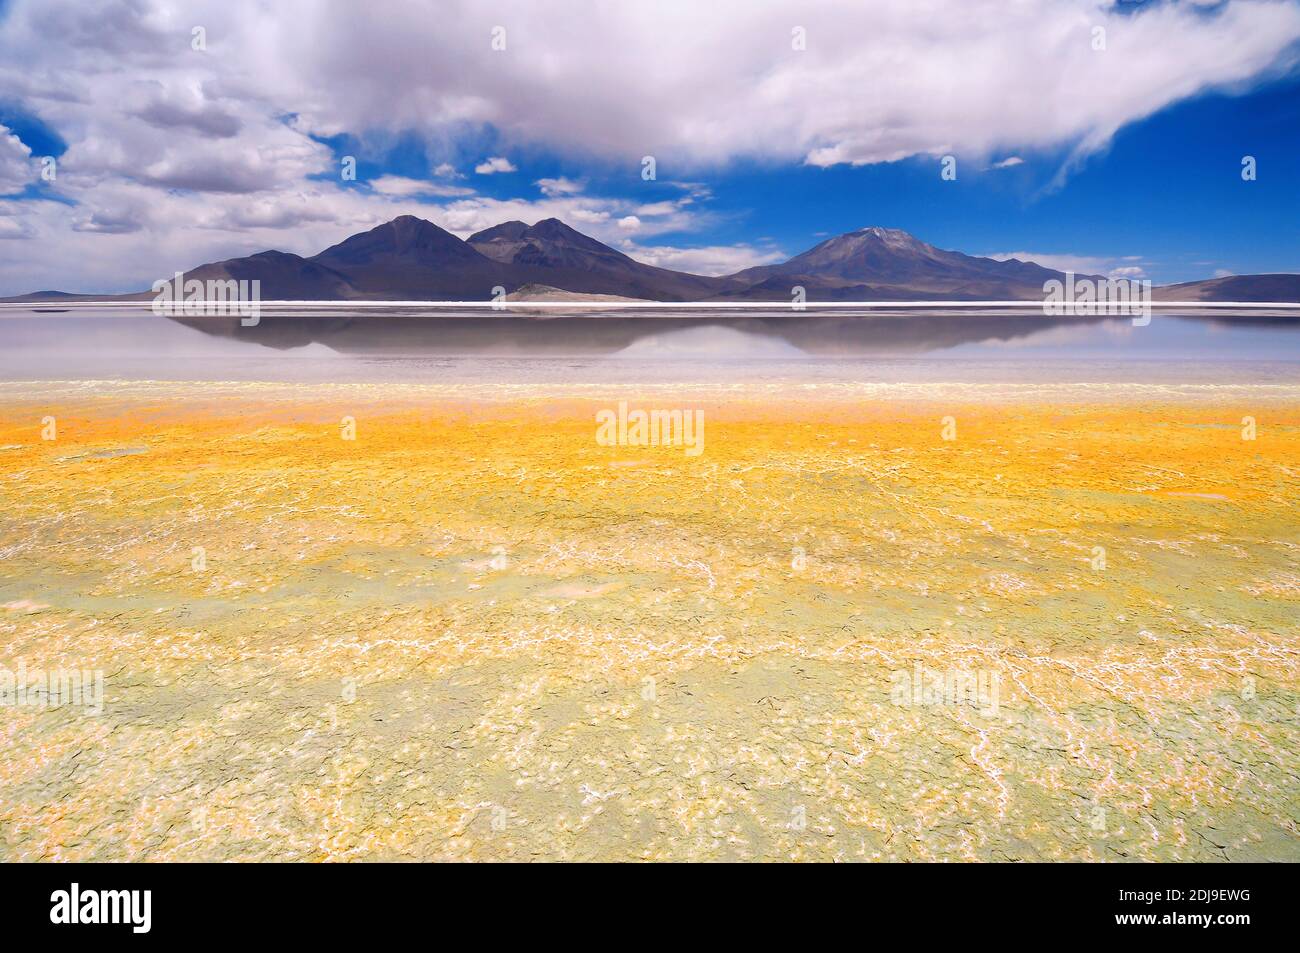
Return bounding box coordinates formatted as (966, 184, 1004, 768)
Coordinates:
(467, 217, 735, 300)
(310, 215, 506, 299)
(5, 215, 1297, 303)
(723, 226, 1071, 300)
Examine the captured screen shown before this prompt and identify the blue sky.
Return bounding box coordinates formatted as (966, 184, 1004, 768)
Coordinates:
(1, 0, 1298, 293)
(695, 74, 1300, 281)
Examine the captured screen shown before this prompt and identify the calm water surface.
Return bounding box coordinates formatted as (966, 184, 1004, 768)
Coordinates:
(0, 306, 1296, 386)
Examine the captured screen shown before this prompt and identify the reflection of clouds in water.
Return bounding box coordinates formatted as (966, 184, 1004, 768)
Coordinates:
(945, 315, 1299, 359)
(0, 310, 342, 381)
(970, 319, 1136, 349)
(0, 311, 341, 358)
(613, 325, 808, 360)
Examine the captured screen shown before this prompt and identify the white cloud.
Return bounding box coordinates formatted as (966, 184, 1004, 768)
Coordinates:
(617, 215, 641, 230)
(988, 250, 1149, 278)
(0, 202, 34, 240)
(621, 241, 787, 277)
(990, 156, 1024, 169)
(432, 196, 695, 244)
(128, 83, 242, 138)
(536, 176, 582, 196)
(474, 156, 517, 175)
(0, 186, 412, 293)
(370, 174, 475, 198)
(194, 190, 353, 230)
(989, 251, 1106, 274)
(9, 1, 1291, 175)
(111, 0, 1286, 171)
(635, 200, 684, 216)
(72, 207, 145, 234)
(0, 125, 34, 195)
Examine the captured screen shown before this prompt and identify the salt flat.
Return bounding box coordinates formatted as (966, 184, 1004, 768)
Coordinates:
(0, 379, 1296, 861)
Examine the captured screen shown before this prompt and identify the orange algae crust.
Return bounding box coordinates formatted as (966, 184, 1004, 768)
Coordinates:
(0, 382, 1296, 861)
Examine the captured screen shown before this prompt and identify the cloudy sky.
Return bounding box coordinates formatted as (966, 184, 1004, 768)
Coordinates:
(0, 0, 1298, 294)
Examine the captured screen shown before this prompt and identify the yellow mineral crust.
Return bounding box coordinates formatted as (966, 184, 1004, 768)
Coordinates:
(0, 381, 1296, 861)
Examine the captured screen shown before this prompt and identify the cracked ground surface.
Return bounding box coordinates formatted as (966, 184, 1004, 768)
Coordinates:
(0, 379, 1297, 861)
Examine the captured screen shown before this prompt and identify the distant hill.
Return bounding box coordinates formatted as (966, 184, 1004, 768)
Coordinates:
(3, 290, 98, 302)
(1154, 274, 1300, 302)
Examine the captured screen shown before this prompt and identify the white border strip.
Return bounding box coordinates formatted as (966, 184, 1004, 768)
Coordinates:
(3, 300, 1299, 310)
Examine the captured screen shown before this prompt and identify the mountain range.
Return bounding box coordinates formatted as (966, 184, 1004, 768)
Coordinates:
(7, 215, 1299, 303)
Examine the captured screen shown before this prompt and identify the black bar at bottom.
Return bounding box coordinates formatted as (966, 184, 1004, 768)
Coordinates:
(0, 862, 1285, 940)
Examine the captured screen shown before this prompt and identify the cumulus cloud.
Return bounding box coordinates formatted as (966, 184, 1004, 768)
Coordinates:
(11, 2, 1293, 176)
(0, 202, 35, 239)
(568, 208, 610, 224)
(536, 176, 582, 196)
(370, 175, 475, 198)
(148, 0, 1291, 170)
(430, 193, 700, 244)
(988, 251, 1148, 278)
(634, 201, 683, 217)
(0, 125, 34, 195)
(621, 241, 787, 277)
(474, 156, 517, 174)
(72, 207, 145, 235)
(193, 190, 352, 230)
(128, 83, 243, 138)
